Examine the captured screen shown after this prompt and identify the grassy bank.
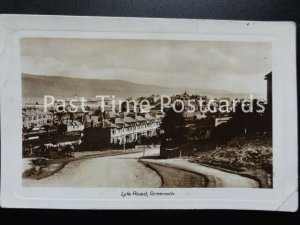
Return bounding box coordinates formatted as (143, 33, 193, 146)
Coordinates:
(192, 134, 272, 188)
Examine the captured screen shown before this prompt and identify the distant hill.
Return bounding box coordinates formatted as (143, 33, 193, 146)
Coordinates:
(22, 73, 249, 104)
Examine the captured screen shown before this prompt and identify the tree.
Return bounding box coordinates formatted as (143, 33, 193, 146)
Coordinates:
(57, 123, 67, 134)
(211, 100, 267, 145)
(93, 107, 105, 121)
(42, 124, 51, 134)
(140, 135, 149, 146)
(160, 107, 186, 147)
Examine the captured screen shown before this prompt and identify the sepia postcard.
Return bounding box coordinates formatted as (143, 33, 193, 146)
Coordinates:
(0, 15, 298, 210)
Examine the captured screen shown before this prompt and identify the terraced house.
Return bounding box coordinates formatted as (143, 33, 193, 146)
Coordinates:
(82, 113, 161, 149)
(22, 107, 53, 128)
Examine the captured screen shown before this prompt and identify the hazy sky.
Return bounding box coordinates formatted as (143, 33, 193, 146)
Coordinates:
(21, 38, 272, 98)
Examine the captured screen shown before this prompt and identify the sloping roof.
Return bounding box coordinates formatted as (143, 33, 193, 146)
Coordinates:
(124, 116, 137, 124)
(115, 118, 125, 125)
(75, 107, 86, 113)
(183, 112, 203, 118)
(103, 119, 119, 128)
(195, 114, 205, 119)
(135, 115, 146, 122)
(144, 113, 155, 121)
(108, 112, 117, 118)
(84, 115, 91, 122)
(62, 120, 84, 126)
(22, 108, 48, 117)
(72, 121, 83, 126)
(90, 116, 99, 123)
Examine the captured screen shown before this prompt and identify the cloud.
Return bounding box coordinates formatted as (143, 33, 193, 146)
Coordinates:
(21, 38, 272, 97)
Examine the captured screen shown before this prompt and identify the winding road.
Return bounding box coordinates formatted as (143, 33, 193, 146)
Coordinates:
(142, 158, 259, 188)
(23, 149, 162, 187)
(23, 148, 259, 188)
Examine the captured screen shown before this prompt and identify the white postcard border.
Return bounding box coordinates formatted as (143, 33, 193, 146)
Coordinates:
(0, 15, 297, 211)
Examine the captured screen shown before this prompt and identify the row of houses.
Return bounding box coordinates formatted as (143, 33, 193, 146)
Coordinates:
(22, 105, 162, 150)
(83, 113, 161, 148)
(22, 108, 53, 128)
